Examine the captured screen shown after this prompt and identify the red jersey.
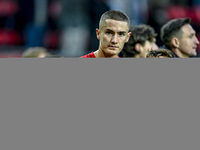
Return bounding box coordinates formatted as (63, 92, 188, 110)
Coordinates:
(79, 51, 120, 58)
(79, 52, 96, 58)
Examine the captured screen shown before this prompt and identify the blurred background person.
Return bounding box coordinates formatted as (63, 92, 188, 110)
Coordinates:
(57, 0, 91, 57)
(21, 46, 62, 58)
(16, 0, 49, 48)
(106, 0, 149, 25)
(21, 47, 51, 58)
(147, 0, 171, 47)
(119, 24, 158, 58)
(88, 0, 110, 52)
(160, 18, 199, 58)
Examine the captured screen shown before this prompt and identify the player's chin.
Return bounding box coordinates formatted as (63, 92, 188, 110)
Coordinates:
(191, 50, 197, 56)
(107, 48, 120, 54)
(107, 51, 119, 57)
(188, 53, 197, 57)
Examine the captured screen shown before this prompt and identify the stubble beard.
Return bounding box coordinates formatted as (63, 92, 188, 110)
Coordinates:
(104, 48, 120, 57)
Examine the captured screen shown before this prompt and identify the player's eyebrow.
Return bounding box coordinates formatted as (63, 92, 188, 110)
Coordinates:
(105, 29, 126, 34)
(118, 31, 127, 34)
(105, 29, 114, 32)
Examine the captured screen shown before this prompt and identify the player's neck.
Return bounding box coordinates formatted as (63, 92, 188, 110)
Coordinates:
(172, 48, 189, 58)
(94, 50, 118, 58)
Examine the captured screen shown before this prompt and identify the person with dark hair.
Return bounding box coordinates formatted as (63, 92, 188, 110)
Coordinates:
(58, 0, 91, 57)
(146, 49, 176, 58)
(160, 18, 199, 57)
(88, 0, 110, 51)
(119, 24, 158, 58)
(80, 10, 131, 58)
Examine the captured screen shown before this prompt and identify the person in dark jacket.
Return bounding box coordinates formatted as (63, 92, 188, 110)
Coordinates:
(160, 18, 199, 58)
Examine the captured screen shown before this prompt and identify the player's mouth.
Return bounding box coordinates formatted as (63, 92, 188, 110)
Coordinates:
(108, 45, 118, 49)
(193, 46, 197, 50)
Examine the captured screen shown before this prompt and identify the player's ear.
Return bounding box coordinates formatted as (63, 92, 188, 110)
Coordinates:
(125, 32, 132, 42)
(171, 37, 179, 48)
(96, 28, 100, 40)
(135, 43, 142, 53)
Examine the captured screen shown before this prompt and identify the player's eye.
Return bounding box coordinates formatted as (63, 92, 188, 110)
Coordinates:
(119, 32, 125, 36)
(189, 34, 195, 38)
(106, 31, 112, 35)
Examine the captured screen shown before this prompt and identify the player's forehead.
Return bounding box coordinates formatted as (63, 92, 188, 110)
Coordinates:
(181, 24, 196, 36)
(100, 19, 129, 31)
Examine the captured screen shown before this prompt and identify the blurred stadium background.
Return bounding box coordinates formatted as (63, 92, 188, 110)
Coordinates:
(0, 0, 200, 58)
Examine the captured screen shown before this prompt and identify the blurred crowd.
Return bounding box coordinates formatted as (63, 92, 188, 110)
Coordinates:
(0, 0, 200, 58)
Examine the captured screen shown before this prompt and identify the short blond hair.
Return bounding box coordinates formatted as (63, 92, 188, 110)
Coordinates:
(22, 47, 49, 58)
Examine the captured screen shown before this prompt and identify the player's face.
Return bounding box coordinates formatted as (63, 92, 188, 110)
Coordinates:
(178, 24, 199, 57)
(96, 19, 131, 57)
(141, 39, 158, 58)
